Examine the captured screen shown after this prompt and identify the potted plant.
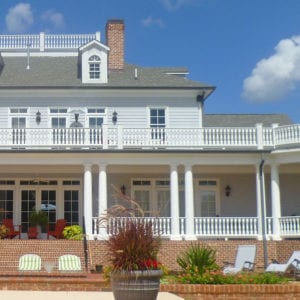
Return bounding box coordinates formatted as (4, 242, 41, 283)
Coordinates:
(29, 210, 48, 237)
(102, 186, 163, 300)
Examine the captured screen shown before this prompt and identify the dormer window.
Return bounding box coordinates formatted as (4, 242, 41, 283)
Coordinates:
(89, 55, 101, 79)
(79, 40, 109, 84)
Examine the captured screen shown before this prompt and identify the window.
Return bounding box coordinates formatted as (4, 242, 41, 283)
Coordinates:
(150, 108, 166, 141)
(89, 55, 101, 79)
(50, 108, 67, 128)
(51, 118, 66, 128)
(150, 108, 165, 128)
(0, 190, 13, 222)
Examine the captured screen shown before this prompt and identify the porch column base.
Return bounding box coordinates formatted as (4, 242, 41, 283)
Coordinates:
(95, 234, 109, 241)
(184, 235, 197, 241)
(170, 235, 182, 241)
(271, 235, 282, 241)
(256, 234, 263, 241)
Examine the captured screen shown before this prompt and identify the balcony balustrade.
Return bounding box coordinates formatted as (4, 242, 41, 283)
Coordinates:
(92, 216, 300, 239)
(0, 124, 300, 150)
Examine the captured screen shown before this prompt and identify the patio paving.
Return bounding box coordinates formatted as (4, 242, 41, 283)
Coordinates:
(0, 291, 183, 300)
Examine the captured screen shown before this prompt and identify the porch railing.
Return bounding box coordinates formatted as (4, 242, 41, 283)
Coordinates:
(0, 124, 300, 150)
(91, 216, 300, 239)
(193, 217, 258, 237)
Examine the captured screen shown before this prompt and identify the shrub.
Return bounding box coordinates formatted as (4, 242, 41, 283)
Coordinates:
(177, 270, 289, 284)
(176, 243, 219, 276)
(62, 225, 83, 240)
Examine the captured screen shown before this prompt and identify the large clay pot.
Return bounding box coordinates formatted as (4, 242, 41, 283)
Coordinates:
(111, 269, 163, 300)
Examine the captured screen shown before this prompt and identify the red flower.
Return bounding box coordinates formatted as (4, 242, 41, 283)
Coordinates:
(142, 259, 159, 269)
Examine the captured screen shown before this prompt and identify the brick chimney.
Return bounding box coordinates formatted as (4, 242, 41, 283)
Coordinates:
(106, 19, 124, 70)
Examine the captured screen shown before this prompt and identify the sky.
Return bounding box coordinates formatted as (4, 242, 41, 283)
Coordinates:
(1, 0, 300, 122)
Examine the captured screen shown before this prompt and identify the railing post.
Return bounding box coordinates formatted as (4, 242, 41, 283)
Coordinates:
(256, 123, 264, 150)
(272, 123, 279, 149)
(40, 32, 45, 51)
(117, 126, 123, 149)
(95, 31, 101, 41)
(102, 125, 108, 149)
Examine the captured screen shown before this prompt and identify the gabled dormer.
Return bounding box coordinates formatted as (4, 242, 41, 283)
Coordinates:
(79, 40, 109, 84)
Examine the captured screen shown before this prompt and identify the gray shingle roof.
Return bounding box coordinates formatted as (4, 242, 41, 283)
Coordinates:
(203, 114, 293, 127)
(0, 56, 214, 90)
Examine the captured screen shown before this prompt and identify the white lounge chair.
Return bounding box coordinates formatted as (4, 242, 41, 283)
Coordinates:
(58, 254, 82, 272)
(266, 251, 300, 273)
(223, 245, 256, 274)
(19, 254, 41, 271)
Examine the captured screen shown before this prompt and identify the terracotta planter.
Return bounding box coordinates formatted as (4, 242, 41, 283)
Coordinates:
(111, 269, 163, 300)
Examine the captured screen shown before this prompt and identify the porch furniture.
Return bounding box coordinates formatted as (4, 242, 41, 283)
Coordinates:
(47, 219, 66, 239)
(266, 251, 300, 274)
(27, 226, 38, 239)
(223, 245, 256, 274)
(2, 218, 21, 239)
(19, 254, 41, 271)
(58, 254, 81, 271)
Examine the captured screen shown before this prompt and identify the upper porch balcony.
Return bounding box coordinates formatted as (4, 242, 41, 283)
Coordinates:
(2, 124, 300, 151)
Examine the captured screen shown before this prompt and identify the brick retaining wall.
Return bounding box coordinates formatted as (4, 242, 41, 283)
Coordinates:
(161, 283, 300, 299)
(88, 239, 300, 272)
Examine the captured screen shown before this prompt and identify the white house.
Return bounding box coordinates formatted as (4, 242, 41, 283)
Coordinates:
(0, 20, 300, 241)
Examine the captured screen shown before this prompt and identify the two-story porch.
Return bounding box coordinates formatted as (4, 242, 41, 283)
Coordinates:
(0, 123, 299, 241)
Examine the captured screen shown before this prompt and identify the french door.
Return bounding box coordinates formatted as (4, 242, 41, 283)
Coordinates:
(21, 188, 57, 232)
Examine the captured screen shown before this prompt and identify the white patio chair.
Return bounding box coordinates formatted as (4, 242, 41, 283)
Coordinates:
(266, 251, 300, 273)
(19, 254, 41, 271)
(58, 254, 82, 272)
(223, 245, 256, 274)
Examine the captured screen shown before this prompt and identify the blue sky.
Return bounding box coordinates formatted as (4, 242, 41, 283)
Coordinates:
(1, 0, 300, 122)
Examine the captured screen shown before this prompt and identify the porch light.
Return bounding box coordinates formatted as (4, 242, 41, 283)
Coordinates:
(36, 111, 41, 124)
(112, 111, 118, 124)
(120, 184, 126, 195)
(225, 185, 231, 197)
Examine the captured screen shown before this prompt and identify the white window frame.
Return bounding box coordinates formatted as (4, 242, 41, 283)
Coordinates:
(88, 55, 101, 80)
(49, 108, 69, 128)
(195, 178, 220, 217)
(148, 107, 168, 128)
(86, 108, 106, 127)
(9, 107, 28, 129)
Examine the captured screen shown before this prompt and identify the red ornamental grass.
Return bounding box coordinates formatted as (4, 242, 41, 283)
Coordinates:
(108, 219, 161, 272)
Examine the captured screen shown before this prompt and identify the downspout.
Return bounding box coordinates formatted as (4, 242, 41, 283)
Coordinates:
(259, 159, 268, 269)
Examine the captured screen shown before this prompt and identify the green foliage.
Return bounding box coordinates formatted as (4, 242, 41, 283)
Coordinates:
(176, 243, 219, 276)
(29, 210, 48, 227)
(177, 270, 289, 284)
(107, 219, 161, 272)
(62, 225, 83, 240)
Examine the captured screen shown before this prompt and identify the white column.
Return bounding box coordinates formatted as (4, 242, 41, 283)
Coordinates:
(255, 164, 263, 240)
(271, 164, 282, 240)
(98, 164, 108, 238)
(84, 164, 93, 239)
(170, 164, 181, 240)
(184, 164, 196, 240)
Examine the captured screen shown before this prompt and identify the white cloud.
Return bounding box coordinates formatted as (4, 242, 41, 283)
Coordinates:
(160, 0, 194, 11)
(243, 36, 300, 102)
(41, 10, 65, 30)
(5, 3, 33, 33)
(142, 16, 165, 28)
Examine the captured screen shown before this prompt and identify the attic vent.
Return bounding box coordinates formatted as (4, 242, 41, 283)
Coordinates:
(134, 68, 138, 80)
